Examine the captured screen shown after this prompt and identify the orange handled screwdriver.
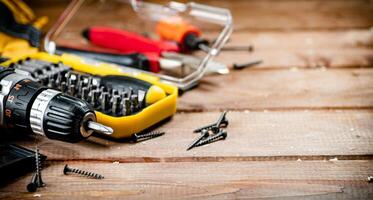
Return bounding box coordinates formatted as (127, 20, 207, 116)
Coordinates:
(156, 18, 210, 53)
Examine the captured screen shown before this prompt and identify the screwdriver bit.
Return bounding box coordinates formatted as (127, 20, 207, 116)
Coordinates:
(130, 94, 139, 113)
(112, 95, 121, 115)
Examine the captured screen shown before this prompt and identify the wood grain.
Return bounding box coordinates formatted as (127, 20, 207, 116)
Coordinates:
(7, 111, 372, 162)
(30, 0, 373, 69)
(30, 0, 373, 31)
(196, 0, 373, 31)
(179, 69, 373, 111)
(5, 1, 372, 199)
(215, 30, 373, 68)
(56, 30, 373, 69)
(1, 161, 372, 199)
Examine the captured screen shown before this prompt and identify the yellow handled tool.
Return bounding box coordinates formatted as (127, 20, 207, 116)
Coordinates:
(1, 52, 178, 139)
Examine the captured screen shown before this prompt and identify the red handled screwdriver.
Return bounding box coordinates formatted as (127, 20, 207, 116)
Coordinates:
(82, 26, 180, 55)
(55, 45, 185, 73)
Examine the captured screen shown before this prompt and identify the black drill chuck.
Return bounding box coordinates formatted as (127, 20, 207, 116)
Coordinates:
(0, 68, 112, 142)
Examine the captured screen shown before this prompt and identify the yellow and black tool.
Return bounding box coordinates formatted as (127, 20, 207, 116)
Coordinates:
(0, 0, 48, 58)
(1, 52, 178, 139)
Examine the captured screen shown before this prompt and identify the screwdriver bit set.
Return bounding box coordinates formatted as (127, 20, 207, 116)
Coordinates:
(1, 52, 178, 139)
(10, 58, 147, 117)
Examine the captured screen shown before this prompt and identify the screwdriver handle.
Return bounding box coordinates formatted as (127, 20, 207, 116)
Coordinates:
(56, 46, 161, 72)
(156, 19, 209, 52)
(83, 26, 180, 55)
(156, 18, 200, 44)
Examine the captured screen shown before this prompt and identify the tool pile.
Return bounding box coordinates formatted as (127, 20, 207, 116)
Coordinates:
(0, 0, 241, 194)
(11, 58, 148, 117)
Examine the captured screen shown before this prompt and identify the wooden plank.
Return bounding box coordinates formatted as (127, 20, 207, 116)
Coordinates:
(215, 30, 373, 68)
(31, 0, 373, 31)
(29, 0, 69, 32)
(1, 161, 372, 199)
(179, 69, 373, 111)
(9, 111, 373, 161)
(55, 30, 373, 69)
(30, 1, 373, 69)
(197, 0, 373, 31)
(226, 30, 373, 49)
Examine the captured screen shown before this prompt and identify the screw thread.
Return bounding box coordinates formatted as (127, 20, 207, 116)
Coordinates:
(187, 130, 209, 151)
(68, 167, 104, 179)
(193, 123, 216, 133)
(193, 111, 228, 133)
(34, 147, 45, 187)
(195, 131, 227, 147)
(132, 131, 165, 142)
(35, 148, 40, 174)
(138, 131, 165, 139)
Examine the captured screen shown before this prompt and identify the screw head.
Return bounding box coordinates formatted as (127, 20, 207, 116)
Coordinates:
(201, 129, 209, 136)
(27, 182, 37, 192)
(220, 131, 228, 139)
(130, 134, 139, 142)
(63, 164, 70, 175)
(220, 119, 229, 127)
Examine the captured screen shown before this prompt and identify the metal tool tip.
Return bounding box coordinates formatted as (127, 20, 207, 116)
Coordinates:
(87, 121, 114, 135)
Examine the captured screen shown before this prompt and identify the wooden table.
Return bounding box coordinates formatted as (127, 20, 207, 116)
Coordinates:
(1, 0, 373, 199)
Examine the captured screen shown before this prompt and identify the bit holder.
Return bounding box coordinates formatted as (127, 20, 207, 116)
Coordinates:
(10, 58, 147, 117)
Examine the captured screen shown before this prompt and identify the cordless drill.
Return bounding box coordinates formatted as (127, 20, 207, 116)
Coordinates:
(0, 66, 112, 143)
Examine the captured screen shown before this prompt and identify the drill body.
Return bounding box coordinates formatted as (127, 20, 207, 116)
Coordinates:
(0, 66, 111, 142)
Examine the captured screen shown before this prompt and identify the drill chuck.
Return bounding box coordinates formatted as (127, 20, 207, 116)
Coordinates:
(0, 68, 112, 143)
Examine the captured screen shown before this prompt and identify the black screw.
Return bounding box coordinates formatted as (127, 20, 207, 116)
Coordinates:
(194, 130, 227, 148)
(131, 131, 165, 142)
(194, 111, 228, 133)
(221, 45, 254, 52)
(26, 173, 38, 192)
(63, 164, 104, 179)
(368, 176, 373, 183)
(233, 60, 262, 70)
(187, 129, 209, 151)
(35, 147, 45, 187)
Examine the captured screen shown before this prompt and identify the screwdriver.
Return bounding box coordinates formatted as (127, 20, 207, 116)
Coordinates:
(82, 26, 180, 55)
(156, 18, 210, 53)
(56, 45, 229, 75)
(0, 66, 113, 143)
(55, 45, 182, 73)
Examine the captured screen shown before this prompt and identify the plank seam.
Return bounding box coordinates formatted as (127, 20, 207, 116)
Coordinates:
(177, 107, 373, 113)
(47, 155, 373, 163)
